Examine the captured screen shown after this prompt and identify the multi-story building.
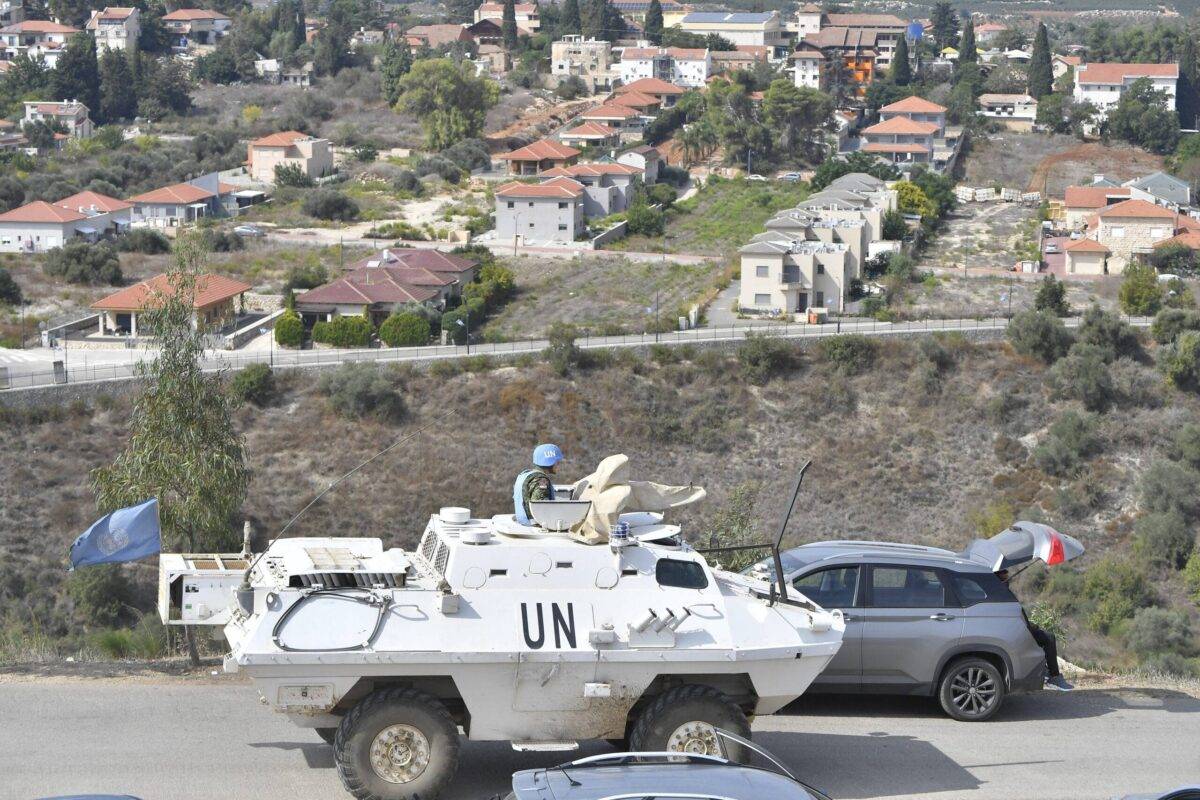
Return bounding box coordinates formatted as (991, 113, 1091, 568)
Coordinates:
(614, 77, 685, 106)
(738, 173, 899, 316)
(678, 11, 786, 51)
(879, 95, 947, 131)
(474, 2, 539, 31)
(540, 162, 645, 217)
(792, 42, 823, 89)
(858, 96, 959, 172)
(801, 27, 878, 97)
(127, 174, 237, 228)
(246, 131, 333, 184)
(495, 177, 586, 243)
(822, 13, 905, 71)
(1072, 63, 1179, 122)
(0, 0, 23, 27)
(579, 102, 646, 137)
(86, 7, 140, 51)
(552, 36, 615, 93)
(23, 100, 93, 139)
(161, 8, 231, 51)
(0, 20, 80, 67)
(612, 0, 690, 26)
(1090, 198, 1186, 273)
(617, 44, 709, 88)
(978, 93, 1038, 130)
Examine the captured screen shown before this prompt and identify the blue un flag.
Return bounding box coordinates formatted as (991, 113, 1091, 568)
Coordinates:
(69, 498, 161, 570)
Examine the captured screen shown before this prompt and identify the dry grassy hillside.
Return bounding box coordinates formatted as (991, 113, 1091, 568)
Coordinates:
(2, 332, 1199, 672)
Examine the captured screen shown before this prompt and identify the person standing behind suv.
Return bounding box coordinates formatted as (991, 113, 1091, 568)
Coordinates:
(998, 569, 1073, 691)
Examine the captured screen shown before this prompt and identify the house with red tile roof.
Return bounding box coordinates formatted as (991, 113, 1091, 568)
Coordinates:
(1052, 54, 1082, 81)
(22, 100, 92, 139)
(0, 201, 92, 253)
(404, 23, 472, 48)
(559, 121, 620, 149)
(247, 131, 333, 184)
(861, 95, 962, 173)
(540, 162, 644, 216)
(91, 273, 252, 337)
(495, 177, 586, 242)
(87, 7, 140, 51)
(579, 103, 645, 137)
(1090, 198, 1190, 273)
(496, 138, 581, 175)
(345, 248, 479, 284)
(161, 8, 231, 50)
(615, 76, 687, 104)
(1073, 63, 1179, 124)
(127, 174, 236, 228)
(1062, 237, 1111, 276)
(879, 95, 947, 132)
(610, 89, 661, 113)
(474, 1, 539, 30)
(1062, 185, 1132, 230)
(0, 19, 79, 67)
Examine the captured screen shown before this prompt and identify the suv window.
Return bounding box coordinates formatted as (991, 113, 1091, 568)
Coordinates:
(793, 566, 859, 609)
(951, 572, 1018, 606)
(868, 566, 947, 608)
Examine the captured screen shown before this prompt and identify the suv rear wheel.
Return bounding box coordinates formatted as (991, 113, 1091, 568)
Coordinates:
(938, 657, 1006, 721)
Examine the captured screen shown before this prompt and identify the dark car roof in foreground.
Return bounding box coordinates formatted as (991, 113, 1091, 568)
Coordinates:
(511, 761, 825, 800)
(774, 541, 994, 575)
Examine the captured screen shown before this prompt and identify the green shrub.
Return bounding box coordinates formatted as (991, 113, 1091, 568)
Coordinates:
(43, 242, 122, 285)
(1033, 410, 1102, 476)
(116, 228, 171, 254)
(1026, 601, 1068, 641)
(544, 321, 581, 375)
(1183, 549, 1200, 603)
(1140, 652, 1199, 677)
(1041, 568, 1086, 614)
(1118, 261, 1164, 315)
(302, 189, 359, 221)
(1125, 607, 1194, 658)
(317, 363, 406, 421)
(228, 363, 276, 407)
(1074, 304, 1141, 362)
(274, 309, 303, 348)
(1109, 358, 1164, 408)
(393, 170, 425, 196)
(283, 262, 329, 292)
(1034, 274, 1069, 316)
(441, 307, 469, 345)
(626, 201, 665, 236)
(366, 221, 426, 240)
(1007, 309, 1072, 363)
(1139, 460, 1200, 520)
(313, 315, 372, 348)
(1169, 423, 1200, 470)
(1082, 556, 1153, 634)
(0, 266, 21, 305)
(817, 334, 876, 375)
(1046, 344, 1114, 412)
(1158, 330, 1200, 392)
(275, 162, 315, 187)
(69, 564, 131, 627)
(1134, 511, 1195, 569)
(1150, 308, 1200, 344)
(92, 629, 134, 659)
(379, 312, 431, 347)
(737, 333, 797, 385)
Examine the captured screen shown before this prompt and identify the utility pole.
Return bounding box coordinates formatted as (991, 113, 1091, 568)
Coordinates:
(513, 212, 520, 257)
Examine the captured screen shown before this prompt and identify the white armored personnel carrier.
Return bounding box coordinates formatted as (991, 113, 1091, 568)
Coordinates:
(158, 468, 844, 800)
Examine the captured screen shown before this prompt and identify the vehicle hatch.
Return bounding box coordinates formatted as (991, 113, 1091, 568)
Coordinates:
(961, 522, 1084, 571)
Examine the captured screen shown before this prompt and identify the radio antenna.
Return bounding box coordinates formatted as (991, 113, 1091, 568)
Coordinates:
(237, 408, 456, 605)
(772, 460, 812, 602)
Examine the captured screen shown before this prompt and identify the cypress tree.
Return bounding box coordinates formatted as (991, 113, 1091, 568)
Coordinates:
(1028, 22, 1053, 99)
(502, 0, 518, 50)
(51, 32, 99, 114)
(892, 34, 911, 85)
(98, 46, 137, 123)
(959, 18, 977, 64)
(644, 0, 663, 45)
(380, 39, 412, 106)
(1178, 36, 1199, 131)
(561, 0, 581, 34)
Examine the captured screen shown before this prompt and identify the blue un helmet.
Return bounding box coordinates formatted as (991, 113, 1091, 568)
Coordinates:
(533, 443, 564, 468)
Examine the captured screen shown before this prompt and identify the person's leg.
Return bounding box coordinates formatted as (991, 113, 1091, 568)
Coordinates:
(1029, 624, 1072, 690)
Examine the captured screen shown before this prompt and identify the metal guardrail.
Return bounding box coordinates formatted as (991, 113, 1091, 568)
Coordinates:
(1, 315, 1154, 392)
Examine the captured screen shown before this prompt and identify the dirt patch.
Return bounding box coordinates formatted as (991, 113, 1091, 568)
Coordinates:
(1026, 142, 1165, 196)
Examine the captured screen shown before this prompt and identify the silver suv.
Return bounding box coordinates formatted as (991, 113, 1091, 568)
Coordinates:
(749, 523, 1083, 721)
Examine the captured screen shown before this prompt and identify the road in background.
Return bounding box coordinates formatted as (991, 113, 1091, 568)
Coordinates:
(2, 676, 1197, 800)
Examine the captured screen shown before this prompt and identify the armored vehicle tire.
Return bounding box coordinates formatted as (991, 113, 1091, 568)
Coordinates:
(628, 685, 750, 761)
(334, 687, 460, 800)
(317, 728, 337, 746)
(938, 657, 1006, 722)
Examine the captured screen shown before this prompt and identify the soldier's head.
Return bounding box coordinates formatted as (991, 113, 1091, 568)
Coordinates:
(532, 443, 563, 474)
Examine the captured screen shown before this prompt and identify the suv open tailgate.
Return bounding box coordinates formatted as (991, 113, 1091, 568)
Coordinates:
(961, 521, 1084, 572)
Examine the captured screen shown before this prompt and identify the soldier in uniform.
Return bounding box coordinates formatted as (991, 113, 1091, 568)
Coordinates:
(513, 443, 564, 525)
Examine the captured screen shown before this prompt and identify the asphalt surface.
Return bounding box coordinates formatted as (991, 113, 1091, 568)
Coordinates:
(2, 677, 1198, 800)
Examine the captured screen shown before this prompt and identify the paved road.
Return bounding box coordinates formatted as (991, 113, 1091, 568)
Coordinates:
(1, 677, 1197, 800)
(3, 315, 1153, 393)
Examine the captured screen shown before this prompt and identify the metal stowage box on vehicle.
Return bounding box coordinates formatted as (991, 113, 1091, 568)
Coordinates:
(158, 553, 248, 626)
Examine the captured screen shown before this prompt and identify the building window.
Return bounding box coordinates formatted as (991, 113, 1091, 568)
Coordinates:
(528, 222, 535, 228)
(815, 291, 824, 307)
(506, 201, 514, 209)
(558, 223, 567, 230)
(816, 262, 825, 275)
(558, 202, 568, 209)
(1109, 226, 1125, 238)
(754, 293, 771, 306)
(756, 265, 769, 277)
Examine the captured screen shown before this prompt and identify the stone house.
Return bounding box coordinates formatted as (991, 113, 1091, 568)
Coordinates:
(1091, 198, 1184, 273)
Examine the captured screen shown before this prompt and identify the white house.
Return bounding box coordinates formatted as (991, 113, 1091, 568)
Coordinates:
(1073, 62, 1179, 122)
(978, 93, 1038, 130)
(792, 43, 823, 89)
(474, 1, 539, 31)
(0, 19, 80, 67)
(0, 201, 91, 253)
(23, 100, 93, 139)
(86, 7, 140, 51)
(618, 44, 710, 88)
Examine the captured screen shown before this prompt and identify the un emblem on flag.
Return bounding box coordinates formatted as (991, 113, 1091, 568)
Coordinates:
(97, 527, 130, 556)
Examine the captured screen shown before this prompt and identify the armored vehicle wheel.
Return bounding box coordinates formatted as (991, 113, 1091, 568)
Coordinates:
(317, 728, 337, 746)
(628, 685, 750, 761)
(938, 657, 1006, 722)
(335, 687, 460, 800)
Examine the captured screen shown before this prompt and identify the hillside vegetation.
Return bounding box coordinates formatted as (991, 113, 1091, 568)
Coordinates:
(2, 321, 1199, 674)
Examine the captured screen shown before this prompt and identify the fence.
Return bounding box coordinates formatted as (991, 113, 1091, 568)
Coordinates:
(1, 314, 1154, 393)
